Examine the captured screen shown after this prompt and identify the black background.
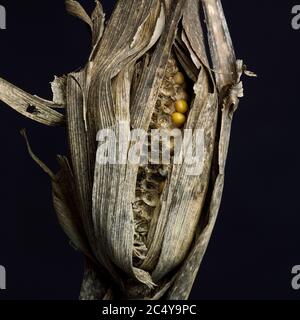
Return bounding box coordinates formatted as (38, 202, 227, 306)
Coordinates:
(0, 0, 299, 300)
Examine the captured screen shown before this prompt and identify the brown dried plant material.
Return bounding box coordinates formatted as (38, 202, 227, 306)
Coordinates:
(0, 0, 252, 300)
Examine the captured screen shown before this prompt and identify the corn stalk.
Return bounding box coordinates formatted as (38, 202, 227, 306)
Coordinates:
(0, 0, 252, 300)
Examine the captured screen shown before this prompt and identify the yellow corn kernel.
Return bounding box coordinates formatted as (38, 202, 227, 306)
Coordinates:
(175, 99, 189, 114)
(172, 112, 186, 127)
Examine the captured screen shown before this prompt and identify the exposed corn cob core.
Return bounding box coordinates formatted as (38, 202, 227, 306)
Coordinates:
(132, 53, 189, 267)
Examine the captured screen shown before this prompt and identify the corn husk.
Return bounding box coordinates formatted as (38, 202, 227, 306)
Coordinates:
(0, 0, 250, 300)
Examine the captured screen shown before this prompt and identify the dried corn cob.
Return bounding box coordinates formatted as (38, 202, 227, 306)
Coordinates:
(132, 54, 190, 266)
(0, 0, 251, 300)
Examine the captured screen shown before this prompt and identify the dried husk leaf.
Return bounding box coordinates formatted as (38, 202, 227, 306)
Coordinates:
(65, 0, 93, 29)
(0, 77, 64, 126)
